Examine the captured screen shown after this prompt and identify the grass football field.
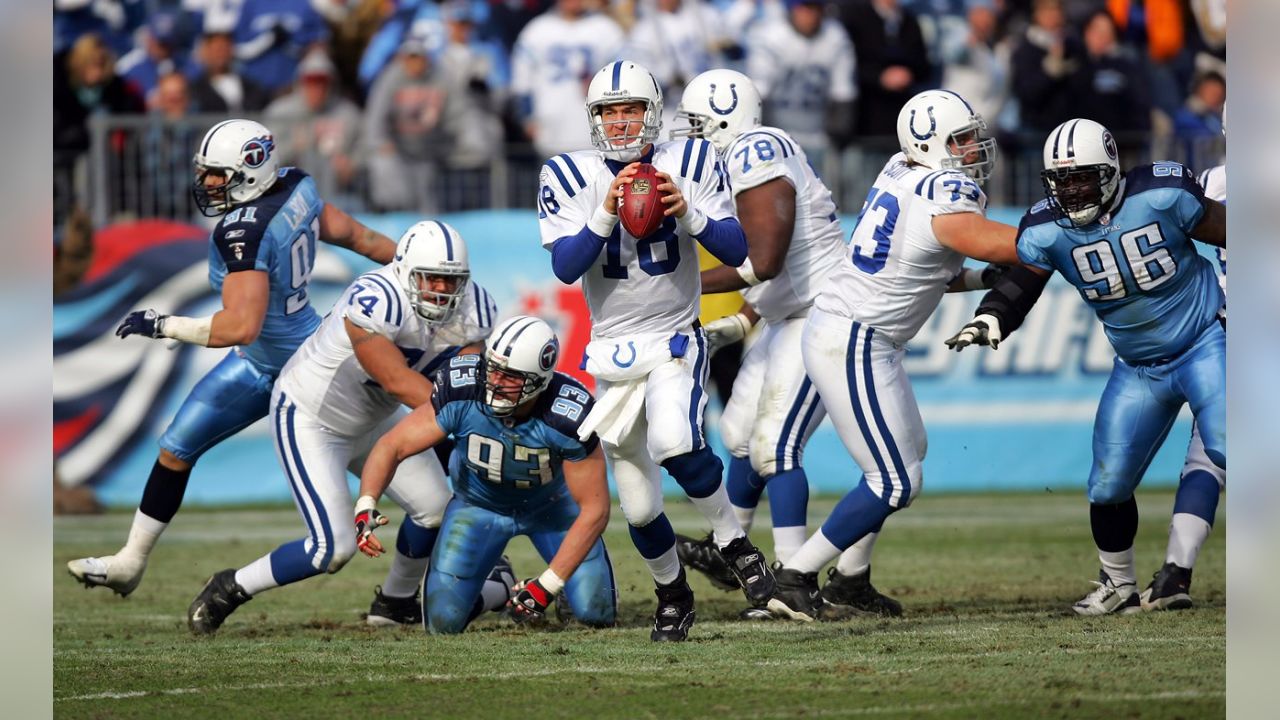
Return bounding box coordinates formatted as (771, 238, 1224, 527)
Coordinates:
(53, 490, 1225, 719)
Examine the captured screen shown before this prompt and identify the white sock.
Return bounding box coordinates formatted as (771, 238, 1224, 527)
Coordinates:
(1166, 513, 1212, 569)
(689, 485, 746, 548)
(120, 510, 166, 561)
(382, 551, 429, 598)
(835, 532, 880, 577)
(772, 526, 807, 565)
(1099, 547, 1136, 587)
(481, 578, 511, 612)
(234, 555, 277, 596)
(732, 504, 755, 535)
(645, 546, 682, 586)
(784, 529, 842, 574)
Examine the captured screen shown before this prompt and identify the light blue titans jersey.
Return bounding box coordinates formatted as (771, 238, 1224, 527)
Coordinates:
(1017, 162, 1222, 364)
(208, 167, 324, 375)
(432, 356, 598, 514)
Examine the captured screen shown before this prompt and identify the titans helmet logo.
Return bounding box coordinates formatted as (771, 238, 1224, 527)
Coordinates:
(539, 338, 559, 371)
(241, 136, 275, 169)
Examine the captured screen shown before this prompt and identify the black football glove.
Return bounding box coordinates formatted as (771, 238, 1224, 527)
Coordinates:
(944, 313, 1003, 351)
(116, 309, 167, 339)
(510, 577, 554, 623)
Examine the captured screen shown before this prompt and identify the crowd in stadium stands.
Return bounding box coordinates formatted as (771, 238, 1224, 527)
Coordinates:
(53, 0, 1226, 227)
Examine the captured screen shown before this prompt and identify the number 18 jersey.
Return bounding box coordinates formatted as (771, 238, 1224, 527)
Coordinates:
(814, 153, 986, 345)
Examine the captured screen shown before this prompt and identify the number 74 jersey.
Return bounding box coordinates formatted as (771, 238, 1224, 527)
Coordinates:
(814, 152, 986, 346)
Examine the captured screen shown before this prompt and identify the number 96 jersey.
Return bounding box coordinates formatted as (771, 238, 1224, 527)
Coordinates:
(432, 356, 599, 513)
(814, 153, 986, 345)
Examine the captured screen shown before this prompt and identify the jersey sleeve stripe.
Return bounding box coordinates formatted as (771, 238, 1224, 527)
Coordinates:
(546, 158, 578, 198)
(692, 139, 710, 182)
(740, 130, 793, 158)
(362, 273, 403, 326)
(558, 153, 587, 189)
(680, 138, 695, 178)
(914, 170, 944, 197)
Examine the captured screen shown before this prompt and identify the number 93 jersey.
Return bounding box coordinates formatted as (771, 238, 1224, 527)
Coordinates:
(275, 265, 498, 436)
(1017, 162, 1222, 364)
(537, 139, 736, 338)
(431, 356, 599, 514)
(207, 167, 325, 374)
(814, 153, 985, 345)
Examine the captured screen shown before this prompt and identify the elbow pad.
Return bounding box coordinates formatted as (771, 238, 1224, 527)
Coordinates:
(974, 265, 1050, 335)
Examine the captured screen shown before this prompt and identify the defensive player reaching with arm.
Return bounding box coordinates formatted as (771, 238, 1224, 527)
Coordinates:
(68, 119, 396, 597)
(764, 90, 1018, 621)
(537, 61, 773, 642)
(945, 119, 1226, 615)
(356, 316, 617, 634)
(669, 69, 904, 617)
(185, 221, 499, 635)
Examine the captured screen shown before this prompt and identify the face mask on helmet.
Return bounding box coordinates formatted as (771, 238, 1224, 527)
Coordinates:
(480, 317, 559, 417)
(1041, 164, 1118, 227)
(190, 119, 279, 216)
(192, 165, 246, 216)
(406, 267, 469, 323)
(943, 123, 998, 185)
(586, 62, 663, 162)
(897, 91, 998, 185)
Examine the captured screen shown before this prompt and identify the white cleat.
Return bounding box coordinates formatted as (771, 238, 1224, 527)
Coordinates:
(1071, 570, 1141, 616)
(67, 554, 147, 597)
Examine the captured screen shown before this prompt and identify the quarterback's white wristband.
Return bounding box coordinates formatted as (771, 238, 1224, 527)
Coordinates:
(736, 258, 763, 287)
(588, 206, 619, 238)
(355, 495, 378, 515)
(537, 568, 566, 596)
(962, 268, 987, 291)
(160, 314, 212, 346)
(679, 208, 709, 236)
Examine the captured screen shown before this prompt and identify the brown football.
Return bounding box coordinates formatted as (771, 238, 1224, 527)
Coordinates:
(617, 163, 666, 239)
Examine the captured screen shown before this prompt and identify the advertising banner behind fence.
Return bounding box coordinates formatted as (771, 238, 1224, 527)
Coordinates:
(54, 209, 1199, 506)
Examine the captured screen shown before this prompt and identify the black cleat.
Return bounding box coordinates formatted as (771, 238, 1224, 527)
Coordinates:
(366, 585, 422, 627)
(1140, 562, 1194, 611)
(766, 564, 822, 622)
(651, 570, 696, 642)
(820, 566, 903, 617)
(187, 569, 251, 635)
(675, 533, 739, 591)
(720, 535, 776, 607)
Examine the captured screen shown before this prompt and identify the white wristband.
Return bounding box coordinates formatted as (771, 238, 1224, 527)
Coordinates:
(587, 205, 619, 238)
(537, 567, 565, 596)
(160, 314, 213, 346)
(679, 208, 709, 236)
(355, 495, 378, 514)
(736, 258, 763, 287)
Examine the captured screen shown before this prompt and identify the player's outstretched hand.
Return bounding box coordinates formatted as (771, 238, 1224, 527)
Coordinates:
(605, 162, 640, 216)
(944, 313, 1003, 351)
(704, 313, 751, 355)
(655, 171, 687, 218)
(354, 496, 388, 558)
(116, 309, 167, 339)
(509, 577, 553, 623)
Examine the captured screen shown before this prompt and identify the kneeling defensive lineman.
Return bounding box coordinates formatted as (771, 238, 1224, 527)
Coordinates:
(356, 316, 617, 633)
(538, 60, 774, 641)
(186, 220, 499, 634)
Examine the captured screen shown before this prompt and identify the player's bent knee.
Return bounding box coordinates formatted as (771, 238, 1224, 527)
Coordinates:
(748, 446, 780, 479)
(426, 598, 471, 635)
(1087, 479, 1135, 506)
(326, 537, 358, 573)
(157, 449, 193, 472)
(621, 500, 662, 529)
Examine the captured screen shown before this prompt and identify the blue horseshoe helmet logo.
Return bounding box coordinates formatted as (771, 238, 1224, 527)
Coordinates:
(709, 83, 739, 116)
(909, 106, 937, 141)
(611, 341, 637, 368)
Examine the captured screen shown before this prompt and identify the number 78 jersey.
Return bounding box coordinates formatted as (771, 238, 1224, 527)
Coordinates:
(814, 153, 986, 345)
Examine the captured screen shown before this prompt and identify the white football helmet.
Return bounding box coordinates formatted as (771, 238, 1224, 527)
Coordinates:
(191, 118, 280, 216)
(393, 220, 470, 324)
(896, 90, 996, 185)
(482, 315, 559, 416)
(586, 61, 663, 162)
(672, 69, 763, 153)
(1040, 118, 1122, 227)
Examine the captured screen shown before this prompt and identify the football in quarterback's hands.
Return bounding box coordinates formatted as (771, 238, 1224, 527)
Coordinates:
(618, 163, 666, 239)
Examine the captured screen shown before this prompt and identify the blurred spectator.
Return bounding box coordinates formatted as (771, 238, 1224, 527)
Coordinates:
(746, 0, 857, 164)
(722, 0, 785, 50)
(266, 51, 364, 200)
(54, 34, 146, 159)
(1010, 0, 1082, 134)
(837, 0, 931, 139)
(437, 3, 505, 171)
(189, 27, 272, 114)
(151, 72, 193, 121)
(1171, 70, 1224, 168)
(54, 0, 147, 56)
(1069, 10, 1150, 158)
(365, 36, 452, 211)
(323, 0, 393, 97)
(487, 0, 556, 56)
(511, 0, 625, 158)
(234, 0, 332, 95)
(627, 0, 731, 130)
(1107, 0, 1188, 116)
(117, 11, 194, 101)
(144, 73, 201, 218)
(939, 0, 1010, 131)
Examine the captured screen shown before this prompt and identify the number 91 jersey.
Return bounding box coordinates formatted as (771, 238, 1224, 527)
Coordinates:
(431, 356, 599, 513)
(537, 139, 736, 338)
(814, 153, 986, 345)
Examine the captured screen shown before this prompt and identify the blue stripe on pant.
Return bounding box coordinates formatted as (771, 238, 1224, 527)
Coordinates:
(845, 323, 911, 508)
(159, 349, 274, 462)
(268, 394, 337, 585)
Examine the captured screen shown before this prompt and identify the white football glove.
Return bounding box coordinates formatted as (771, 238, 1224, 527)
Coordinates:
(704, 312, 752, 355)
(944, 313, 1003, 351)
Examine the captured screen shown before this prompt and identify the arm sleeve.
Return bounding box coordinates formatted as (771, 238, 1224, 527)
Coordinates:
(340, 273, 406, 339)
(212, 212, 270, 273)
(974, 263, 1052, 335)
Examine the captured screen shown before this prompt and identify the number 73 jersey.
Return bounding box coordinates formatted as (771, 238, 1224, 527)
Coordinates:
(1016, 162, 1222, 364)
(814, 152, 986, 346)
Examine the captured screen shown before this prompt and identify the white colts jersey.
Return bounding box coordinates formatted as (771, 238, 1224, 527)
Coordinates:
(724, 126, 845, 322)
(746, 18, 856, 150)
(537, 138, 737, 338)
(815, 153, 986, 345)
(511, 12, 625, 157)
(276, 266, 497, 436)
(1199, 164, 1226, 295)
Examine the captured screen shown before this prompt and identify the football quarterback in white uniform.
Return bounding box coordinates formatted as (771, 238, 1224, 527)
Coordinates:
(767, 90, 1020, 621)
(186, 221, 500, 635)
(537, 60, 774, 641)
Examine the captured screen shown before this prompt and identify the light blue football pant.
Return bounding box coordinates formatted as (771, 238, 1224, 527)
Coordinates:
(159, 349, 275, 462)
